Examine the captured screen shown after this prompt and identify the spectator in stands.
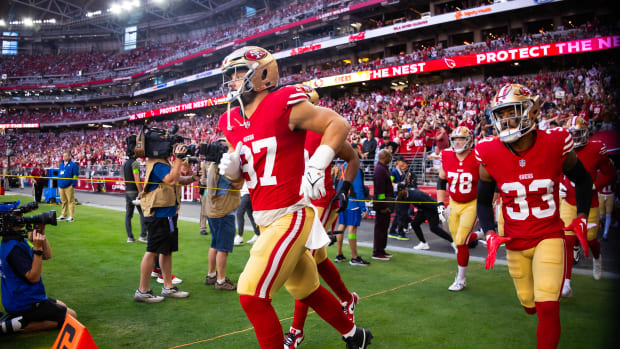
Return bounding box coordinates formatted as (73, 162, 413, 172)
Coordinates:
(361, 129, 377, 161)
(57, 152, 79, 223)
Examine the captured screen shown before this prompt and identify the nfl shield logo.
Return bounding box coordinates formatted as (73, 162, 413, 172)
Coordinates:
(519, 159, 526, 167)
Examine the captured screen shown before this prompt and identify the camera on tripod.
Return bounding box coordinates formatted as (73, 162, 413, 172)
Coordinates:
(130, 125, 200, 160)
(0, 201, 57, 236)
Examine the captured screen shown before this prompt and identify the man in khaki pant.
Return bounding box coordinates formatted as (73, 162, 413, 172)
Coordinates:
(57, 152, 79, 222)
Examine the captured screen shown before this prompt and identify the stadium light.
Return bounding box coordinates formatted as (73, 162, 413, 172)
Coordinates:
(0, 19, 5, 26)
(23, 18, 33, 26)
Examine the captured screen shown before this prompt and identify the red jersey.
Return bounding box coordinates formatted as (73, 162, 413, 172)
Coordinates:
(441, 149, 479, 203)
(219, 86, 309, 211)
(475, 129, 573, 250)
(305, 130, 337, 208)
(563, 140, 612, 207)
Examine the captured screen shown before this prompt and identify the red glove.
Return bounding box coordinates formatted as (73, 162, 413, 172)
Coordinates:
(563, 216, 589, 258)
(485, 232, 511, 270)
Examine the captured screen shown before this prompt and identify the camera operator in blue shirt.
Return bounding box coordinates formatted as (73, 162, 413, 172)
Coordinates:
(1, 226, 77, 334)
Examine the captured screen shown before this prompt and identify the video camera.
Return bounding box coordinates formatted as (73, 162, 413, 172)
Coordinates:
(130, 125, 199, 160)
(200, 141, 229, 163)
(0, 201, 57, 237)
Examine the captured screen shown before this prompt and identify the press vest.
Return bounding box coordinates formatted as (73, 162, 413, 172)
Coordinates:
(0, 239, 48, 312)
(140, 158, 181, 217)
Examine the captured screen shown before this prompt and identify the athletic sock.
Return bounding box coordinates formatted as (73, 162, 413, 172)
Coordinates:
(239, 295, 283, 349)
(457, 265, 467, 280)
(291, 300, 309, 332)
(456, 245, 469, 267)
(564, 235, 576, 279)
(588, 239, 601, 259)
(535, 301, 561, 349)
(317, 259, 350, 302)
(299, 285, 354, 334)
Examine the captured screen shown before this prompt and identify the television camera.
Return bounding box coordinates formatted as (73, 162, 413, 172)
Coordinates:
(0, 201, 57, 237)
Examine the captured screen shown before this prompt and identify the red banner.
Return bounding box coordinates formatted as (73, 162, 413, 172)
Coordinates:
(128, 96, 226, 120)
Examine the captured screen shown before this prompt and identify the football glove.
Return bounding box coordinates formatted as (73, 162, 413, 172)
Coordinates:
(437, 203, 447, 223)
(219, 141, 243, 181)
(563, 216, 589, 258)
(485, 232, 511, 270)
(300, 145, 335, 200)
(331, 180, 352, 212)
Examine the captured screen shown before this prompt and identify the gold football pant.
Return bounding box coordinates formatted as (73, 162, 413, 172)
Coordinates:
(506, 238, 565, 309)
(237, 207, 320, 300)
(448, 199, 477, 245)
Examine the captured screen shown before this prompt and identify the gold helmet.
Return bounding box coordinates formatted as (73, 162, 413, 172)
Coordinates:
(450, 126, 473, 153)
(491, 84, 540, 143)
(295, 84, 319, 105)
(221, 46, 279, 102)
(564, 116, 589, 148)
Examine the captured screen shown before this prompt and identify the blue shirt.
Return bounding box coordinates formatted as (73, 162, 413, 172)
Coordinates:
(0, 238, 48, 312)
(58, 160, 79, 189)
(336, 163, 367, 213)
(147, 163, 177, 217)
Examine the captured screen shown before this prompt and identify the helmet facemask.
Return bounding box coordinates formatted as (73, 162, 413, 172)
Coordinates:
(222, 63, 256, 103)
(450, 136, 471, 154)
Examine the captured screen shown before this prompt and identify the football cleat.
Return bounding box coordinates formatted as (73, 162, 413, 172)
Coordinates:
(157, 274, 183, 284)
(341, 292, 359, 322)
(448, 277, 466, 292)
(343, 327, 373, 349)
(561, 282, 573, 298)
(593, 255, 602, 280)
(284, 327, 304, 349)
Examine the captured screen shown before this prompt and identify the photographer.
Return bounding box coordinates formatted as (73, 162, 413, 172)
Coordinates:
(123, 142, 146, 243)
(1, 226, 77, 334)
(134, 143, 198, 303)
(204, 139, 241, 291)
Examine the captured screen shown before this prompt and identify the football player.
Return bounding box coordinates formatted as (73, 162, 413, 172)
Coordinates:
(476, 84, 593, 349)
(437, 127, 484, 292)
(284, 86, 361, 349)
(559, 116, 615, 297)
(217, 46, 372, 349)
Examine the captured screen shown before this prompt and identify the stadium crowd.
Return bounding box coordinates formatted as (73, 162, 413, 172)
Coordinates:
(0, 0, 595, 88)
(1, 63, 615, 179)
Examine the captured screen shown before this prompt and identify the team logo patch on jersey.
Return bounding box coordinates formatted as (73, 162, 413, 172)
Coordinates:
(245, 48, 267, 60)
(519, 159, 526, 167)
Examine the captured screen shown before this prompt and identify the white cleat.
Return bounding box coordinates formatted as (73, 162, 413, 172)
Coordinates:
(413, 242, 430, 250)
(593, 255, 602, 280)
(233, 235, 244, 246)
(246, 234, 259, 244)
(448, 277, 466, 292)
(561, 282, 573, 298)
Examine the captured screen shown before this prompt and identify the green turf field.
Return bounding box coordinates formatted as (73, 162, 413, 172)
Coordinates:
(0, 196, 616, 348)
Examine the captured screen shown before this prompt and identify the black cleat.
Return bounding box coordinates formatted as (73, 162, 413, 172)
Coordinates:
(343, 327, 373, 349)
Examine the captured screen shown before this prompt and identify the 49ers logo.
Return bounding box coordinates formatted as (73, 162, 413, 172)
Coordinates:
(245, 48, 267, 60)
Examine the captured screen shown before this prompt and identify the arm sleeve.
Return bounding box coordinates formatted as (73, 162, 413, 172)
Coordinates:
(477, 179, 497, 233)
(564, 159, 593, 216)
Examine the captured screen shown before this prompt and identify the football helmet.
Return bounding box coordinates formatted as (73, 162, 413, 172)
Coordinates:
(221, 46, 279, 102)
(490, 84, 540, 143)
(564, 116, 589, 148)
(449, 126, 473, 153)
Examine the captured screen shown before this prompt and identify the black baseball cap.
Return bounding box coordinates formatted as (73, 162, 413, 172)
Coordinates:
(397, 183, 407, 192)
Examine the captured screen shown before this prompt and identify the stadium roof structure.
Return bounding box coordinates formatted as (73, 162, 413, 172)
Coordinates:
(0, 0, 254, 36)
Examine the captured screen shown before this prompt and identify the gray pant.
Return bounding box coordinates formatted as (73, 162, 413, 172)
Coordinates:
(236, 194, 259, 237)
(125, 192, 146, 239)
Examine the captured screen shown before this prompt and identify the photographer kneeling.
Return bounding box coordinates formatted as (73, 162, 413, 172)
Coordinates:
(1, 226, 77, 334)
(134, 143, 199, 303)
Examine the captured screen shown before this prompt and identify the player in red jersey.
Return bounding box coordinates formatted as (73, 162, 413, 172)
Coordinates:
(284, 86, 361, 349)
(476, 84, 593, 349)
(217, 46, 371, 349)
(559, 116, 615, 297)
(437, 127, 484, 291)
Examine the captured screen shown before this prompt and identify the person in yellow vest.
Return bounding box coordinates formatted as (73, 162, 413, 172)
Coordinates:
(133, 144, 199, 303)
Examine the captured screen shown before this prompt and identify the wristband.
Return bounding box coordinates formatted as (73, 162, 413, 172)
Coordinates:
(33, 249, 43, 256)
